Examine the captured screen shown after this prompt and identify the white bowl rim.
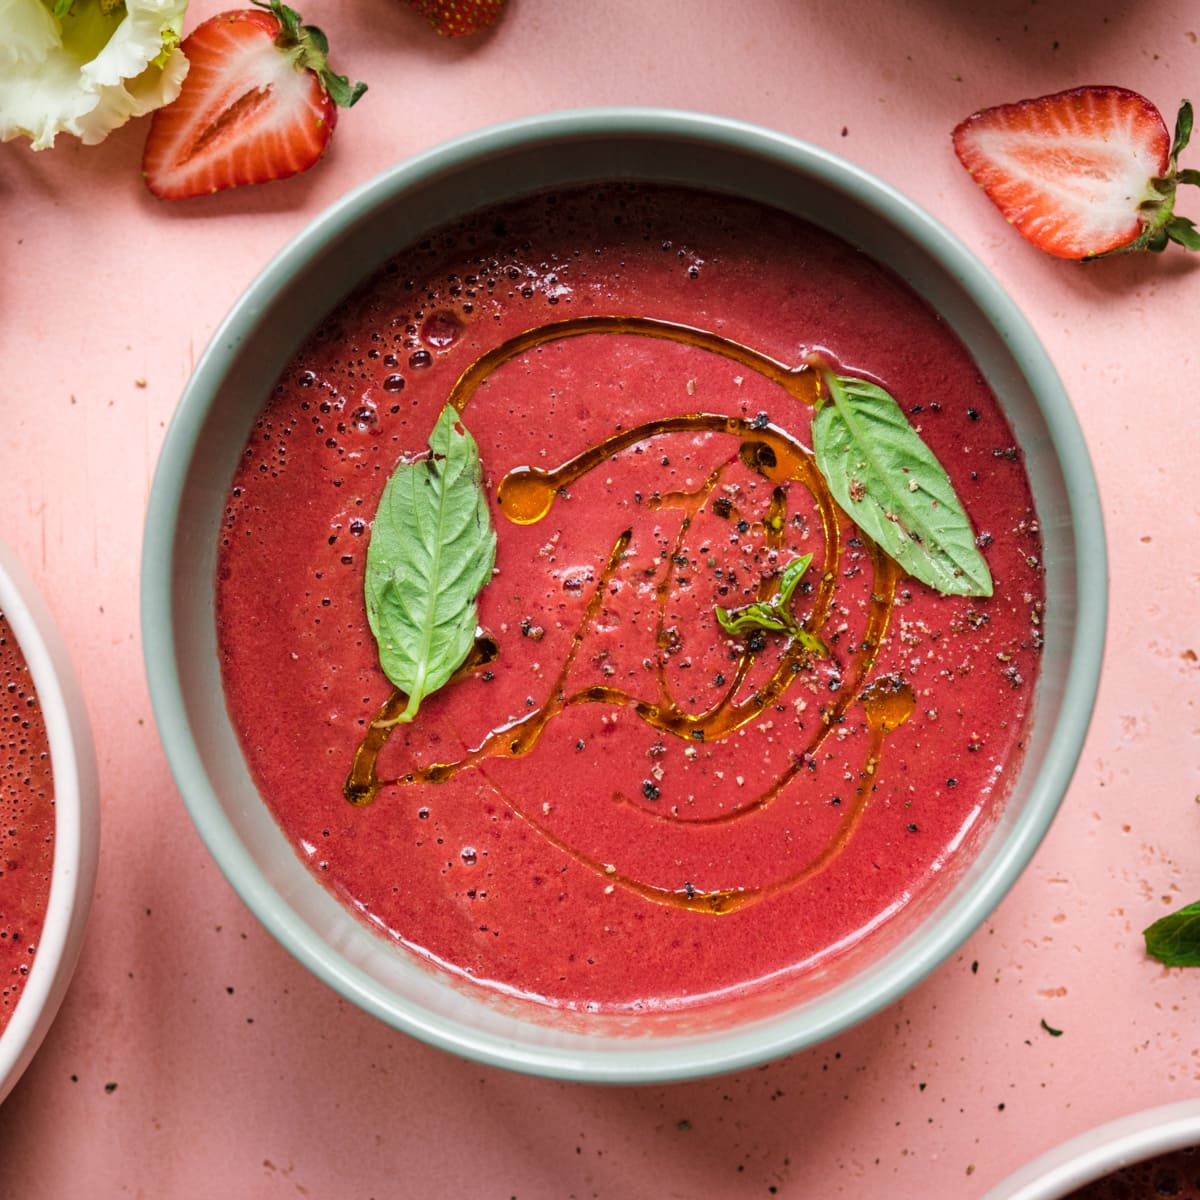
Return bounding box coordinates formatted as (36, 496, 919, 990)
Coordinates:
(141, 106, 1108, 1082)
(982, 1099, 1200, 1199)
(0, 540, 99, 1103)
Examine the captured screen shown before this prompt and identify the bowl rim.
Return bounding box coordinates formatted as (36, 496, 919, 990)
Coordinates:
(981, 1099, 1200, 1199)
(141, 106, 1108, 1083)
(0, 540, 99, 1104)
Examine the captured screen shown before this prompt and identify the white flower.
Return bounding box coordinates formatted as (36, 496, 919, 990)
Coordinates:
(0, 0, 189, 150)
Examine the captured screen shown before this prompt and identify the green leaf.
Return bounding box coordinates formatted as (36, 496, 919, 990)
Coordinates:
(810, 369, 993, 597)
(716, 603, 791, 636)
(1177, 168, 1200, 187)
(365, 403, 497, 724)
(776, 552, 814, 609)
(1144, 900, 1200, 966)
(714, 552, 826, 654)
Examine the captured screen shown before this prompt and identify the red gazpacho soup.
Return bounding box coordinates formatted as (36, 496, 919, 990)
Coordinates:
(216, 184, 1044, 1012)
(0, 612, 54, 1035)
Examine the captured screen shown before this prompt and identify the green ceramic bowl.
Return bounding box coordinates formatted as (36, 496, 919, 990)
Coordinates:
(141, 109, 1106, 1083)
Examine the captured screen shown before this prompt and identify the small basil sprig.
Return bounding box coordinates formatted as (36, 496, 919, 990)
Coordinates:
(810, 366, 993, 598)
(715, 552, 827, 654)
(365, 403, 496, 724)
(1144, 901, 1200, 966)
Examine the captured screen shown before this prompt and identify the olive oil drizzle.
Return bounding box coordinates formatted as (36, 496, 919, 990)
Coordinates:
(483, 670, 914, 915)
(344, 316, 913, 911)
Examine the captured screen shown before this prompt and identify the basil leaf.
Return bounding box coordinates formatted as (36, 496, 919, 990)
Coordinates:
(365, 403, 497, 724)
(716, 604, 791, 635)
(776, 552, 814, 609)
(811, 370, 993, 597)
(714, 552, 826, 654)
(1144, 900, 1200, 966)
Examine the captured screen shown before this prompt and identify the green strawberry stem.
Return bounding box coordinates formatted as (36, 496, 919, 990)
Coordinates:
(256, 0, 367, 108)
(1171, 98, 1194, 160)
(1125, 99, 1198, 254)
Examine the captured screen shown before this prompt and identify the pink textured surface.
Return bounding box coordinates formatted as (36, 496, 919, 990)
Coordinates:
(0, 0, 1197, 1195)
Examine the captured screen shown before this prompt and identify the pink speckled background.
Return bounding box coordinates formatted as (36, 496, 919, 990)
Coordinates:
(1, 1, 1198, 1195)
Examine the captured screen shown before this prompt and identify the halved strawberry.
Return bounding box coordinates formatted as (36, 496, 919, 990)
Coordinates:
(142, 0, 366, 200)
(952, 86, 1200, 259)
(404, 0, 508, 38)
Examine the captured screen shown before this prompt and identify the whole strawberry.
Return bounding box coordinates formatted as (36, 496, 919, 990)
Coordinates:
(142, 0, 366, 200)
(952, 86, 1199, 259)
(405, 0, 508, 37)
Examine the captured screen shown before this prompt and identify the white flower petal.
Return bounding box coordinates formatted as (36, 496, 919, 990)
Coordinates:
(0, 0, 190, 149)
(75, 46, 189, 144)
(123, 42, 189, 117)
(0, 0, 60, 69)
(83, 0, 187, 88)
(0, 54, 96, 149)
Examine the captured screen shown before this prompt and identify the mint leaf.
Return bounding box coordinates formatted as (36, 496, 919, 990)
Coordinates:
(365, 404, 496, 724)
(810, 368, 993, 597)
(1144, 900, 1200, 966)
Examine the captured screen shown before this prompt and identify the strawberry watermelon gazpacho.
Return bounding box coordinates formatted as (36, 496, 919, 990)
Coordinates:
(215, 183, 1045, 1012)
(0, 612, 54, 1037)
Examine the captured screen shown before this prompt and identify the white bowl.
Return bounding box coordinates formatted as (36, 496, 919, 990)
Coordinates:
(0, 541, 99, 1105)
(983, 1100, 1200, 1199)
